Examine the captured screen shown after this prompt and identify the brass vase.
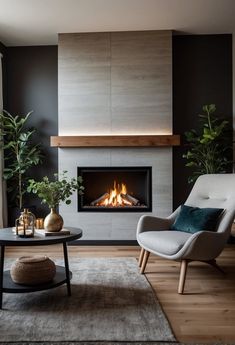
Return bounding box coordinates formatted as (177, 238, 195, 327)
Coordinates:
(44, 208, 64, 232)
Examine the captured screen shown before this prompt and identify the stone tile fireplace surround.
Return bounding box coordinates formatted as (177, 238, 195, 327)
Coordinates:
(58, 30, 173, 240)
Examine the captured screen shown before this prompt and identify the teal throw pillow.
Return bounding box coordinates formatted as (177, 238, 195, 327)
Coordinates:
(170, 204, 224, 234)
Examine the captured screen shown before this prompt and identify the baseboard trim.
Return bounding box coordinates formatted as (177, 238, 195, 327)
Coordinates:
(69, 240, 138, 246)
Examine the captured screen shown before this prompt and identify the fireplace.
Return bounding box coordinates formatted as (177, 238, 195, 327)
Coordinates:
(77, 167, 152, 212)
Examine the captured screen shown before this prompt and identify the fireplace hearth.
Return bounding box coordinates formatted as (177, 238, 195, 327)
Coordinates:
(78, 167, 152, 212)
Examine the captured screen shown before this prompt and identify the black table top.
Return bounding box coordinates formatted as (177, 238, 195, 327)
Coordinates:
(0, 227, 83, 246)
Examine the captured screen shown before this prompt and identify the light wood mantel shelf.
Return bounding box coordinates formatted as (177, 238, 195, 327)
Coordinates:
(50, 135, 180, 148)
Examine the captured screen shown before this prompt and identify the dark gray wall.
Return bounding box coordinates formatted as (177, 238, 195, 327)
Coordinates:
(6, 46, 58, 219)
(173, 34, 233, 209)
(0, 41, 7, 107)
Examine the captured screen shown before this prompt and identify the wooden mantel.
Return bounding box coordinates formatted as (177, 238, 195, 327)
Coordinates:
(50, 135, 180, 148)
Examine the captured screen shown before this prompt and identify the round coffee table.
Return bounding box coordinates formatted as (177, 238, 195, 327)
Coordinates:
(0, 227, 83, 309)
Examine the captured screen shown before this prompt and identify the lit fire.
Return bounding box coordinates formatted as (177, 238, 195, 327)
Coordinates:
(98, 181, 132, 207)
(91, 180, 140, 208)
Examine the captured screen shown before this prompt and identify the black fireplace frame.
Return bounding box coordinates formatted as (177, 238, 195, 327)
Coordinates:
(77, 166, 152, 212)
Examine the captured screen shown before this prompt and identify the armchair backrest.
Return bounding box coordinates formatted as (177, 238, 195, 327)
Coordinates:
(185, 174, 235, 237)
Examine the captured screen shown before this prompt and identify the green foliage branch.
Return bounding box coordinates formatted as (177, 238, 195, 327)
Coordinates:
(27, 171, 84, 209)
(183, 104, 230, 183)
(0, 110, 43, 208)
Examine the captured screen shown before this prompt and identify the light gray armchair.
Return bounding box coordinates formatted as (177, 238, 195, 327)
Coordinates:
(137, 174, 235, 294)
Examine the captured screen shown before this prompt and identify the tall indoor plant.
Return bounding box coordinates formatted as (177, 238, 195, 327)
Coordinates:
(0, 110, 43, 209)
(183, 104, 231, 183)
(27, 171, 84, 231)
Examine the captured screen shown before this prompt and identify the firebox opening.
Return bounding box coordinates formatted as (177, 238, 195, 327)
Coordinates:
(77, 167, 152, 212)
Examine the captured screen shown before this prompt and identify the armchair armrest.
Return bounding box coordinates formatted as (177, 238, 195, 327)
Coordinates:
(181, 230, 227, 261)
(137, 215, 172, 235)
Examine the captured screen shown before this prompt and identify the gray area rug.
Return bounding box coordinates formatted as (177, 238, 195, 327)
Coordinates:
(0, 341, 180, 345)
(0, 258, 176, 343)
(0, 341, 179, 345)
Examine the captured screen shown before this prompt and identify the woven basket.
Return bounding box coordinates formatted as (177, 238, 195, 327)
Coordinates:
(10, 255, 56, 285)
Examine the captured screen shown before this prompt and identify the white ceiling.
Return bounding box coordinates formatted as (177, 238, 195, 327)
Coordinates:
(0, 0, 235, 46)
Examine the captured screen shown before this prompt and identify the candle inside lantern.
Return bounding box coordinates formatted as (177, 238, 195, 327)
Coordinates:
(17, 229, 33, 237)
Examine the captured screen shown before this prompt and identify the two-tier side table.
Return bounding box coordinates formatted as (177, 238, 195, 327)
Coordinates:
(0, 227, 83, 309)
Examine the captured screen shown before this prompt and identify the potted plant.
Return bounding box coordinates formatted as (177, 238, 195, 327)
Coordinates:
(27, 171, 84, 232)
(0, 110, 43, 210)
(183, 104, 231, 183)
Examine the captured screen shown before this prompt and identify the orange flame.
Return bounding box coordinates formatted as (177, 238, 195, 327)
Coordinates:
(99, 181, 132, 207)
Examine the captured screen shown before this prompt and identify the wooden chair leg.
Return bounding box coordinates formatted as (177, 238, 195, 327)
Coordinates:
(138, 247, 145, 267)
(140, 250, 150, 274)
(178, 259, 188, 294)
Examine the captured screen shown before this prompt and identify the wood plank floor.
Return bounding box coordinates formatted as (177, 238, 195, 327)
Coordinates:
(5, 243, 235, 344)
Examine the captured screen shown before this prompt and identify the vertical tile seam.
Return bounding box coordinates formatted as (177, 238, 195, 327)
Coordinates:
(110, 32, 113, 166)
